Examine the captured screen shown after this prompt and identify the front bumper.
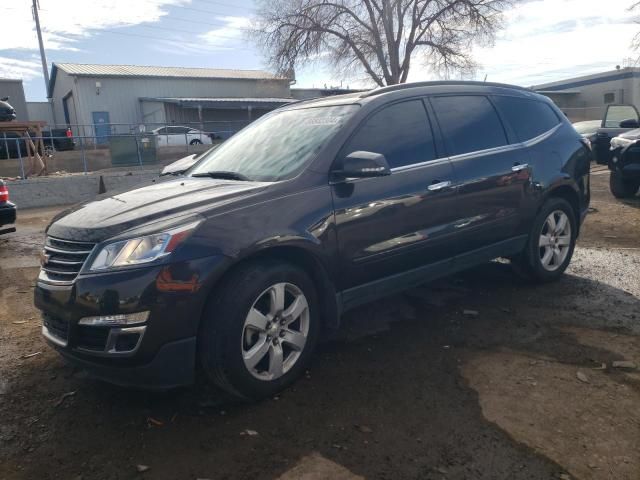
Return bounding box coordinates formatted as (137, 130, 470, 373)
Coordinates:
(611, 145, 640, 179)
(35, 254, 230, 389)
(0, 202, 16, 235)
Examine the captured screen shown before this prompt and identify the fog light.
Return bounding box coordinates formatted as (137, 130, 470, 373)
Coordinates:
(78, 311, 149, 326)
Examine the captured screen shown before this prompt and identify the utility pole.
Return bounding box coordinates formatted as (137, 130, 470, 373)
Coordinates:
(32, 0, 56, 123)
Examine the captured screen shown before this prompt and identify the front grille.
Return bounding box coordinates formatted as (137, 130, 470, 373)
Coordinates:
(43, 313, 69, 342)
(40, 236, 95, 284)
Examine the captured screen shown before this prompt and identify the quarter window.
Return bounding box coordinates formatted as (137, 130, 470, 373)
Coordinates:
(492, 96, 560, 142)
(430, 96, 508, 156)
(341, 100, 436, 169)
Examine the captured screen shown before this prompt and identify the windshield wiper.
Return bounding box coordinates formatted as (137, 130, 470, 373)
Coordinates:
(191, 171, 251, 181)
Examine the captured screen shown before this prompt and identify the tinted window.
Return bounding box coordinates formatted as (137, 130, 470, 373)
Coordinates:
(341, 100, 436, 169)
(169, 126, 189, 134)
(492, 96, 560, 142)
(431, 96, 507, 156)
(155, 127, 167, 134)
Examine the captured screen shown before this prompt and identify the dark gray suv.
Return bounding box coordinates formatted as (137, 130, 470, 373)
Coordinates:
(35, 82, 591, 399)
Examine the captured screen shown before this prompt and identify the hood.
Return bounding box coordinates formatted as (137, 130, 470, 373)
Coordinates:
(161, 154, 198, 176)
(47, 176, 270, 242)
(161, 145, 219, 176)
(618, 128, 640, 140)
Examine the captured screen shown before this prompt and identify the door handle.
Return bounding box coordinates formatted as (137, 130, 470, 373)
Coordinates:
(512, 163, 529, 172)
(427, 180, 452, 192)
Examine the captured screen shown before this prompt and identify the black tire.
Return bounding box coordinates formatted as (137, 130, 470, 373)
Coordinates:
(189, 139, 203, 145)
(512, 198, 577, 283)
(609, 170, 639, 199)
(199, 260, 319, 401)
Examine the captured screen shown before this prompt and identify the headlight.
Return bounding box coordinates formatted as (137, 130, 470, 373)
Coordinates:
(90, 220, 201, 271)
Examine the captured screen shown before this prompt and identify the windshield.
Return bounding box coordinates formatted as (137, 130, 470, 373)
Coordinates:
(190, 105, 358, 182)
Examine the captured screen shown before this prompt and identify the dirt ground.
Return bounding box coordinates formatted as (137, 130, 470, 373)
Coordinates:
(0, 166, 639, 480)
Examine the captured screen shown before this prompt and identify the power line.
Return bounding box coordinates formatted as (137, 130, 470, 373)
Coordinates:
(137, 23, 247, 41)
(188, 0, 256, 11)
(96, 28, 254, 51)
(163, 15, 241, 28)
(172, 4, 253, 16)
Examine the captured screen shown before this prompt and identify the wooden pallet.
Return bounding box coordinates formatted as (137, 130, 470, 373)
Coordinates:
(0, 121, 48, 177)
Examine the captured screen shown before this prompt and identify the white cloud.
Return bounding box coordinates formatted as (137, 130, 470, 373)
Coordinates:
(198, 16, 252, 50)
(469, 0, 639, 86)
(0, 56, 42, 80)
(0, 0, 189, 52)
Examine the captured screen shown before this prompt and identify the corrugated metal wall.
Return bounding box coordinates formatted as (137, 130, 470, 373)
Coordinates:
(0, 79, 28, 121)
(66, 75, 290, 134)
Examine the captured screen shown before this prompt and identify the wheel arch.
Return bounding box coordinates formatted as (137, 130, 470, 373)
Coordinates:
(545, 184, 581, 234)
(204, 244, 340, 330)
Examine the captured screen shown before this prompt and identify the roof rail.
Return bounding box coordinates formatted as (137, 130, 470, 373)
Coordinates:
(359, 80, 532, 98)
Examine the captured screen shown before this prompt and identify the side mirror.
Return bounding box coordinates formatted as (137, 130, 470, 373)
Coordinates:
(619, 118, 640, 129)
(335, 151, 391, 179)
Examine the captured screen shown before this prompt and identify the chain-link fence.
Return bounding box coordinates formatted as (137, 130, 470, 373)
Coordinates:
(0, 121, 247, 179)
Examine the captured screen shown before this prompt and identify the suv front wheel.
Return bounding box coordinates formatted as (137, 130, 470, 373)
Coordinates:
(512, 198, 577, 282)
(199, 260, 319, 400)
(610, 170, 640, 199)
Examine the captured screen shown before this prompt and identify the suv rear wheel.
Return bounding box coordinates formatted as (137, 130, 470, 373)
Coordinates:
(610, 170, 640, 199)
(512, 198, 577, 282)
(199, 260, 319, 400)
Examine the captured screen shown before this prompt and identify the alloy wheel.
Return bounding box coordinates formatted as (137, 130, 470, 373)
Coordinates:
(538, 210, 572, 272)
(241, 282, 309, 381)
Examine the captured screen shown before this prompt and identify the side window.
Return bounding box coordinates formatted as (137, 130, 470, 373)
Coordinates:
(155, 127, 167, 135)
(603, 105, 639, 128)
(492, 96, 560, 142)
(430, 96, 507, 156)
(341, 99, 436, 169)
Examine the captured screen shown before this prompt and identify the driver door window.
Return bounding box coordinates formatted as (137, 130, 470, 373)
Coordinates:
(340, 99, 437, 169)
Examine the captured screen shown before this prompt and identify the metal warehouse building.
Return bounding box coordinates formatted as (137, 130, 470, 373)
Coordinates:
(48, 63, 295, 139)
(533, 67, 640, 122)
(0, 79, 28, 121)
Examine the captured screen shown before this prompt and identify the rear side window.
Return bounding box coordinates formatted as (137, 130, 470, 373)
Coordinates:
(492, 96, 560, 142)
(430, 96, 508, 156)
(341, 99, 436, 169)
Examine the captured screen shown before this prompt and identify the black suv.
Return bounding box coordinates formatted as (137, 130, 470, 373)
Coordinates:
(35, 82, 591, 399)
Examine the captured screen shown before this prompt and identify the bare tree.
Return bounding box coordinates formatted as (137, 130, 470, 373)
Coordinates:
(251, 0, 515, 86)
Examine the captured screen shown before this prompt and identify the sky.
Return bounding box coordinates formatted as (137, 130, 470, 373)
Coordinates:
(1, 0, 639, 101)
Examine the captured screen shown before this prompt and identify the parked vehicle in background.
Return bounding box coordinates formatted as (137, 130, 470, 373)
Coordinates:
(152, 126, 213, 146)
(0, 179, 16, 235)
(593, 104, 640, 165)
(42, 128, 75, 153)
(160, 145, 219, 176)
(572, 120, 600, 146)
(0, 129, 75, 159)
(0, 97, 16, 122)
(608, 128, 640, 198)
(35, 81, 591, 400)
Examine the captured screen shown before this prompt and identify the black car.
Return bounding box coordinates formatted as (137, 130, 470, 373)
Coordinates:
(609, 128, 640, 198)
(0, 97, 16, 122)
(593, 104, 640, 165)
(35, 82, 591, 399)
(0, 129, 75, 159)
(0, 179, 17, 235)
